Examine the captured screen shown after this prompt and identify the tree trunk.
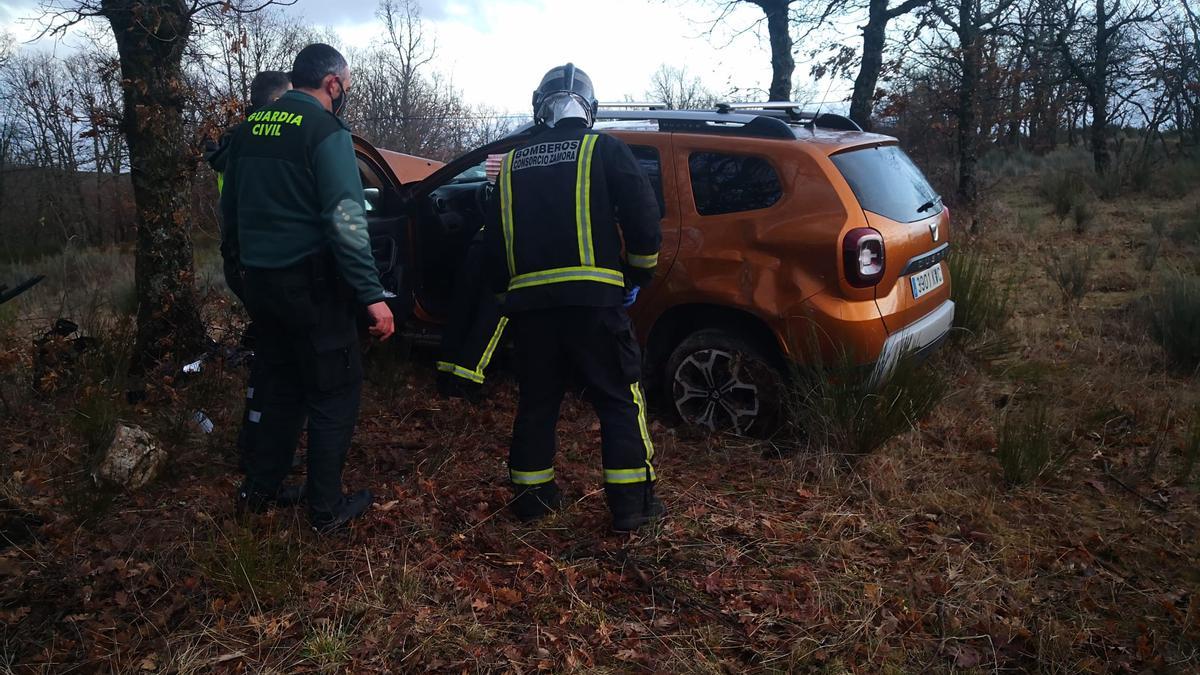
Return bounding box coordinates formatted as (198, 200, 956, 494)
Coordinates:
(849, 0, 889, 131)
(102, 0, 205, 369)
(1089, 0, 1111, 175)
(754, 0, 795, 101)
(956, 0, 979, 207)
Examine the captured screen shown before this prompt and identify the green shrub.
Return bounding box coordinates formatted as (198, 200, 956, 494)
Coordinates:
(1159, 156, 1200, 199)
(948, 249, 1010, 337)
(1150, 213, 1168, 237)
(1040, 171, 1091, 221)
(786, 346, 948, 457)
(1043, 249, 1093, 305)
(1017, 209, 1040, 236)
(995, 403, 1067, 485)
(1172, 212, 1200, 246)
(1149, 272, 1200, 374)
(1140, 236, 1162, 272)
(1071, 197, 1096, 234)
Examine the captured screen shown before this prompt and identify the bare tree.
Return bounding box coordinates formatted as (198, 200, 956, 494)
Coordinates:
(1051, 0, 1163, 175)
(646, 64, 718, 108)
(848, 0, 932, 129)
(930, 0, 1019, 207)
(37, 0, 295, 369)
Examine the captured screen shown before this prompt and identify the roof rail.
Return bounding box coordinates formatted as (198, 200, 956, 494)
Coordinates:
(594, 109, 795, 140)
(715, 102, 864, 131)
(598, 101, 669, 110)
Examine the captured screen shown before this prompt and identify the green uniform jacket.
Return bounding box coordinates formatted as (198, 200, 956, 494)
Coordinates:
(220, 90, 385, 305)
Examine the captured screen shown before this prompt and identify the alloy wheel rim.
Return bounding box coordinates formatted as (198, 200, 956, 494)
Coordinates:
(672, 348, 760, 435)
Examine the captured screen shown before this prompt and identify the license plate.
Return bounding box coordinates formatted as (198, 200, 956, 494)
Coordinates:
(910, 263, 945, 300)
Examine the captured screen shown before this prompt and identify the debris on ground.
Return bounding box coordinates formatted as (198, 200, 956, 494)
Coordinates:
(93, 423, 166, 490)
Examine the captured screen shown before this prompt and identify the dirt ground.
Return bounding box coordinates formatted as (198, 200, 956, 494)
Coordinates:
(1, 162, 1199, 673)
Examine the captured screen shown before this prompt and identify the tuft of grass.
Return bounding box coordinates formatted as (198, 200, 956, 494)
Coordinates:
(1071, 197, 1096, 235)
(786, 344, 948, 457)
(1043, 249, 1093, 305)
(1016, 208, 1041, 236)
(995, 403, 1068, 485)
(1178, 412, 1200, 486)
(1148, 272, 1200, 374)
(303, 619, 354, 671)
(948, 249, 1010, 338)
(191, 521, 306, 605)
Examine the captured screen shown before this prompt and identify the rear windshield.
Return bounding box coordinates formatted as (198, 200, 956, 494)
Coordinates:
(831, 145, 939, 223)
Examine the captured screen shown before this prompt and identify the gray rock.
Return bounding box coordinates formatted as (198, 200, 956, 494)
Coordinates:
(95, 424, 166, 490)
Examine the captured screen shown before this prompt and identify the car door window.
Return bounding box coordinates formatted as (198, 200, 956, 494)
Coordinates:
(688, 152, 782, 216)
(630, 144, 666, 218)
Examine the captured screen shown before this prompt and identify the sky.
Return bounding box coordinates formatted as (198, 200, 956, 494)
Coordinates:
(1, 0, 855, 115)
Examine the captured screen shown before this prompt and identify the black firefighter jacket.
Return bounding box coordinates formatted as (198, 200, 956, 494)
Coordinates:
(483, 123, 662, 312)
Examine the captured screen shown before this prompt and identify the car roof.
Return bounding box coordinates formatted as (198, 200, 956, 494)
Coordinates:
(593, 108, 896, 154)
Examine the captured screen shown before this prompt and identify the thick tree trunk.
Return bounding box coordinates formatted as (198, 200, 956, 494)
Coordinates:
(753, 0, 795, 101)
(849, 0, 889, 131)
(1089, 0, 1111, 175)
(956, 1, 979, 207)
(102, 0, 205, 369)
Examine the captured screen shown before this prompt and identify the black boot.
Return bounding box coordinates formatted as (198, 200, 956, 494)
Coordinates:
(235, 481, 307, 517)
(309, 489, 373, 534)
(606, 482, 665, 532)
(437, 372, 483, 403)
(511, 482, 562, 522)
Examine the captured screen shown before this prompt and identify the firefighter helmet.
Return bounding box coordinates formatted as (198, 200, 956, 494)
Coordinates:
(532, 63, 598, 128)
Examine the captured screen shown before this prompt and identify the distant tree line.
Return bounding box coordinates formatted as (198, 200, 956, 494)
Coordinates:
(1, 0, 516, 261)
(701, 0, 1199, 206)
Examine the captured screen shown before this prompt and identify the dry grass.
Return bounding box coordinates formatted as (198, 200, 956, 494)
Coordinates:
(0, 155, 1198, 672)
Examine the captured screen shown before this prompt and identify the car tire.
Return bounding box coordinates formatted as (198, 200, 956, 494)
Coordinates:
(664, 328, 785, 437)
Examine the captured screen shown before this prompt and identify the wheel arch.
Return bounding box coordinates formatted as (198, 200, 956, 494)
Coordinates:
(643, 303, 786, 391)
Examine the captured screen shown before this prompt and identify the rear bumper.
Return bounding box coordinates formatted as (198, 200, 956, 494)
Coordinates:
(868, 299, 954, 386)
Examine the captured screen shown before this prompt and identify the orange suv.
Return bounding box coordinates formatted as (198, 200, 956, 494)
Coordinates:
(353, 103, 953, 435)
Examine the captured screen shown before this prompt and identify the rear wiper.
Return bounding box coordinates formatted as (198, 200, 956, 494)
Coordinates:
(917, 196, 941, 213)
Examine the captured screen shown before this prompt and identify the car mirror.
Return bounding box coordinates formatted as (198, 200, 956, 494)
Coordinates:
(363, 187, 381, 212)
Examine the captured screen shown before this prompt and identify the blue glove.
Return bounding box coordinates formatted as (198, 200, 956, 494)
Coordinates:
(622, 285, 640, 308)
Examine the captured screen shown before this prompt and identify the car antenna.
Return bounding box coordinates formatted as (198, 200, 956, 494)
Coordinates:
(807, 75, 839, 135)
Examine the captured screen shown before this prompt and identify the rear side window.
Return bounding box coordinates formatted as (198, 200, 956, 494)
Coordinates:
(629, 145, 666, 218)
(688, 152, 782, 216)
(831, 145, 939, 223)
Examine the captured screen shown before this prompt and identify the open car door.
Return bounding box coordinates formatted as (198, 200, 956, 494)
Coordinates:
(352, 135, 444, 323)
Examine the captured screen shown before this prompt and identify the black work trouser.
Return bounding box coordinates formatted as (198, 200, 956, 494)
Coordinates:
(507, 306, 656, 490)
(240, 264, 364, 516)
(438, 241, 506, 385)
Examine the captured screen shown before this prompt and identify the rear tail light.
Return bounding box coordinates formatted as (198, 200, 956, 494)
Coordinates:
(843, 227, 885, 287)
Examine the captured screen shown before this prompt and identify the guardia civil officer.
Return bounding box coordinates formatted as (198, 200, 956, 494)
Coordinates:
(482, 64, 665, 531)
(205, 70, 292, 472)
(220, 44, 394, 533)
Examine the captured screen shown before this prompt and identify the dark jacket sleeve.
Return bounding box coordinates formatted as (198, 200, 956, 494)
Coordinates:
(218, 132, 244, 303)
(600, 134, 662, 288)
(311, 128, 387, 305)
(481, 182, 511, 295)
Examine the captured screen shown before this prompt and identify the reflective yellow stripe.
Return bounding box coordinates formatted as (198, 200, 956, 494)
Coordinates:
(604, 466, 656, 484)
(216, 171, 224, 195)
(500, 150, 516, 275)
(575, 134, 599, 266)
(511, 468, 555, 485)
(631, 383, 655, 461)
(627, 252, 658, 269)
(474, 317, 508, 373)
(436, 361, 485, 384)
(508, 266, 624, 291)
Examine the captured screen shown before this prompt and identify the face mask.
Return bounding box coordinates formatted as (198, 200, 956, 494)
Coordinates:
(331, 76, 349, 116)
